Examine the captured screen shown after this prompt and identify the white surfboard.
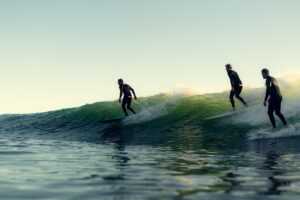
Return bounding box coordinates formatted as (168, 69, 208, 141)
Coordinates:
(205, 108, 245, 120)
(204, 102, 259, 120)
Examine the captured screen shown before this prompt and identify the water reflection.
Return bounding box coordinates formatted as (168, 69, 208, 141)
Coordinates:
(102, 127, 130, 181)
(262, 151, 290, 195)
(98, 122, 300, 198)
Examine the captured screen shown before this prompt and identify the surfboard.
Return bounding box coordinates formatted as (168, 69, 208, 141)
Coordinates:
(204, 102, 258, 120)
(99, 117, 125, 123)
(205, 108, 245, 120)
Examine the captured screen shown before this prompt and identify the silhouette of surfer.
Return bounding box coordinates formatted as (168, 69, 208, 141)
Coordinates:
(118, 79, 137, 116)
(225, 64, 248, 111)
(262, 68, 288, 132)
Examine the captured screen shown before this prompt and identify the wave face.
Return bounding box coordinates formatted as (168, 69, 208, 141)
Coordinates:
(1, 77, 300, 142)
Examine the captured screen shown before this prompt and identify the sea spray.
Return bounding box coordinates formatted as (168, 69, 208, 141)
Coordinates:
(248, 123, 300, 140)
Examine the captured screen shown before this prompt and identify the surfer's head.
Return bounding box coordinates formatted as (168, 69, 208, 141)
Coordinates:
(261, 68, 269, 79)
(225, 64, 232, 72)
(118, 79, 124, 85)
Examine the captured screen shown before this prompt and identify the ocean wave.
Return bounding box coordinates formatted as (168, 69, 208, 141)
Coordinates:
(0, 77, 299, 141)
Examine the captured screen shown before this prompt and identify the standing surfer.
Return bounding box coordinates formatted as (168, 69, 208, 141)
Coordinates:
(225, 64, 248, 111)
(261, 68, 288, 132)
(118, 79, 137, 116)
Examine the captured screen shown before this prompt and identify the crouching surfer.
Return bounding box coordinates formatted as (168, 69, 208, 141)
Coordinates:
(261, 68, 288, 132)
(118, 79, 137, 116)
(225, 64, 248, 111)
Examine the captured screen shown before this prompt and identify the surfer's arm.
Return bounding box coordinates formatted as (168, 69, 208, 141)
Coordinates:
(264, 79, 271, 105)
(228, 75, 235, 90)
(233, 72, 242, 86)
(230, 80, 235, 90)
(229, 72, 240, 89)
(130, 87, 137, 100)
(119, 89, 123, 103)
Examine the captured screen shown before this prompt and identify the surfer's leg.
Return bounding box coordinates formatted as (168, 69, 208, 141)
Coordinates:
(268, 101, 276, 128)
(229, 91, 235, 108)
(235, 86, 247, 106)
(274, 99, 287, 126)
(126, 98, 136, 114)
(122, 99, 129, 116)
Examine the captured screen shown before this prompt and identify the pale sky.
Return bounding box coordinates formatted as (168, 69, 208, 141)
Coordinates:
(0, 0, 299, 113)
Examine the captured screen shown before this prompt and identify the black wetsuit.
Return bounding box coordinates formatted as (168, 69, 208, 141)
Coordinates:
(264, 76, 287, 128)
(119, 84, 136, 116)
(228, 70, 247, 108)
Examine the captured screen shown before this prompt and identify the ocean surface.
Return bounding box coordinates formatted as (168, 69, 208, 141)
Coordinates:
(0, 79, 300, 200)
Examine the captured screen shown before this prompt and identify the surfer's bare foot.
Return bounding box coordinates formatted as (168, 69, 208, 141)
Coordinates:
(231, 108, 236, 112)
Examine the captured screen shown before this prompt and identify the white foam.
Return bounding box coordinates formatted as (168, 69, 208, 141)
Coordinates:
(122, 102, 169, 125)
(122, 93, 185, 125)
(230, 99, 300, 126)
(248, 123, 300, 140)
(227, 76, 300, 126)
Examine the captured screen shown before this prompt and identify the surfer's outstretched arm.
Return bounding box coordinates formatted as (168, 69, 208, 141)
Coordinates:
(130, 87, 137, 100)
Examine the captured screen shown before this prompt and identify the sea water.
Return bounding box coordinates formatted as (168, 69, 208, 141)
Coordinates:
(2, 129, 300, 200)
(0, 83, 300, 200)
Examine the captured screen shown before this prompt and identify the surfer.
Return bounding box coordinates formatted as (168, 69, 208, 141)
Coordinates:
(262, 68, 288, 132)
(118, 79, 137, 116)
(225, 64, 248, 111)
